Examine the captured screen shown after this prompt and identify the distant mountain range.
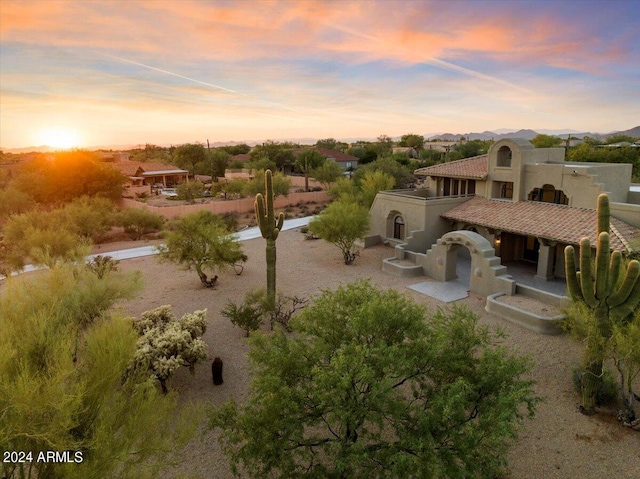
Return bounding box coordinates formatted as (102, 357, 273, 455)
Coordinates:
(424, 126, 640, 142)
(3, 127, 639, 154)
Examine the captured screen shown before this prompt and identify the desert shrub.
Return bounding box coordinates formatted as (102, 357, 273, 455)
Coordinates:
(117, 208, 165, 240)
(129, 305, 208, 393)
(222, 289, 308, 335)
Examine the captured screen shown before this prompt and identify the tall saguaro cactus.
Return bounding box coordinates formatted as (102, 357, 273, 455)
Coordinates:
(565, 194, 640, 414)
(255, 170, 284, 309)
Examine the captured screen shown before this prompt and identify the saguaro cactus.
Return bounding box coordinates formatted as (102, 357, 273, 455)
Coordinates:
(255, 170, 284, 309)
(565, 193, 640, 414)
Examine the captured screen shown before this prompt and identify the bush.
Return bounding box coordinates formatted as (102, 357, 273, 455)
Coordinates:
(117, 208, 165, 240)
(129, 305, 208, 393)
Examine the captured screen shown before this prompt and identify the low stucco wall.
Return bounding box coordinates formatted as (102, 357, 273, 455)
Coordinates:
(119, 191, 330, 220)
(485, 285, 569, 335)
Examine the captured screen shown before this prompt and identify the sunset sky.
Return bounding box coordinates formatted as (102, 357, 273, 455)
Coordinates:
(1, 0, 639, 149)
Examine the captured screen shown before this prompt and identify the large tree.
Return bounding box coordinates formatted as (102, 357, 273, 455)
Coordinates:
(158, 210, 246, 288)
(360, 169, 395, 208)
(398, 133, 425, 150)
(211, 280, 538, 479)
(312, 160, 343, 190)
(173, 143, 207, 176)
(249, 141, 296, 172)
(308, 198, 370, 265)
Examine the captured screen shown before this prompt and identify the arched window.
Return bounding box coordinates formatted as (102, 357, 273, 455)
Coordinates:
(527, 184, 568, 205)
(496, 146, 512, 167)
(393, 215, 405, 240)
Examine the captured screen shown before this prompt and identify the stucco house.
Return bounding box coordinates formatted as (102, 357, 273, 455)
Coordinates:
(110, 159, 189, 198)
(367, 138, 640, 284)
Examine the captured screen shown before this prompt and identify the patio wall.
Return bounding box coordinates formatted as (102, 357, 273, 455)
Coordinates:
(118, 191, 330, 220)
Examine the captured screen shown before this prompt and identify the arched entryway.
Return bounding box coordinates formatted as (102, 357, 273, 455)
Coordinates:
(423, 230, 515, 297)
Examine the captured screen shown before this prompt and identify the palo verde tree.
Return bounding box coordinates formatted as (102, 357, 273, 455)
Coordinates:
(255, 169, 284, 308)
(0, 265, 197, 479)
(210, 280, 538, 479)
(308, 198, 370, 265)
(158, 210, 246, 288)
(564, 193, 640, 415)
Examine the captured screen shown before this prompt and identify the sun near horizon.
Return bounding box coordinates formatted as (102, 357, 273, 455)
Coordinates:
(34, 127, 84, 150)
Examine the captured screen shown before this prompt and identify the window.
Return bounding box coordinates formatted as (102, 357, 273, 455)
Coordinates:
(496, 146, 512, 167)
(393, 215, 405, 240)
(501, 182, 513, 199)
(527, 185, 568, 205)
(492, 181, 513, 199)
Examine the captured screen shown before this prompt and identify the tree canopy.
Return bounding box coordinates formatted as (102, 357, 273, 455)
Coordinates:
(0, 265, 197, 479)
(308, 199, 370, 264)
(211, 280, 539, 479)
(530, 134, 563, 148)
(398, 133, 425, 150)
(158, 210, 247, 288)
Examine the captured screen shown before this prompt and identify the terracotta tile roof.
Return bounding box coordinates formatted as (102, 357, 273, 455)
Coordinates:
(441, 197, 640, 253)
(415, 155, 488, 179)
(312, 147, 359, 162)
(108, 159, 186, 177)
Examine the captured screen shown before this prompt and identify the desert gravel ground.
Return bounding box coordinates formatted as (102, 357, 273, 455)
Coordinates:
(112, 229, 640, 479)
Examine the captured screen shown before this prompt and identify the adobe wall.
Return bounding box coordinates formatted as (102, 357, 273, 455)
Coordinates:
(118, 191, 330, 220)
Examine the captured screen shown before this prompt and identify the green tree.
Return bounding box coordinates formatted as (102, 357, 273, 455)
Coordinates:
(328, 177, 361, 202)
(308, 199, 369, 264)
(453, 139, 493, 158)
(208, 148, 231, 179)
(59, 195, 116, 241)
(0, 266, 197, 479)
(3, 209, 89, 270)
(312, 160, 343, 190)
(295, 149, 326, 191)
(211, 280, 538, 479)
(0, 188, 36, 221)
(117, 207, 165, 240)
(173, 143, 207, 176)
(564, 194, 640, 416)
(158, 210, 246, 288)
(398, 133, 425, 150)
(129, 305, 208, 394)
(606, 134, 637, 144)
(249, 141, 296, 172)
(244, 170, 290, 198)
(353, 156, 412, 190)
(531, 134, 563, 148)
(176, 180, 205, 203)
(254, 170, 284, 308)
(315, 138, 348, 151)
(376, 134, 393, 155)
(360, 169, 395, 209)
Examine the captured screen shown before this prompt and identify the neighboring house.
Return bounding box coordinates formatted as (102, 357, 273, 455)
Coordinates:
(367, 138, 640, 282)
(110, 159, 189, 197)
(311, 147, 359, 171)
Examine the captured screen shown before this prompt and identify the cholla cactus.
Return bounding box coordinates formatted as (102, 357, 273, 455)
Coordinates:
(254, 169, 284, 308)
(564, 194, 640, 414)
(130, 305, 208, 393)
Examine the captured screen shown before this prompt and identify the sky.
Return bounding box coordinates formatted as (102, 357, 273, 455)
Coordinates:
(1, 0, 639, 150)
